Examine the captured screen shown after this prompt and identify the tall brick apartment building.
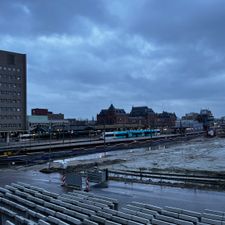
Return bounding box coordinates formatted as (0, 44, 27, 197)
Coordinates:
(0, 50, 27, 133)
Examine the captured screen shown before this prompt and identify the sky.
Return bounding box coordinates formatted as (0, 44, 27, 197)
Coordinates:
(1, 0, 225, 119)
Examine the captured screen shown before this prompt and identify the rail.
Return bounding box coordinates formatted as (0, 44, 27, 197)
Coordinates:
(0, 132, 205, 165)
(108, 169, 225, 188)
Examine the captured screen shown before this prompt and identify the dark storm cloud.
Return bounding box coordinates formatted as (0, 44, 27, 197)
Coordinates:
(1, 0, 225, 118)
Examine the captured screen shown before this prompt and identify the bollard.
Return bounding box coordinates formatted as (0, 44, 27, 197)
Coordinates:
(61, 172, 66, 186)
(85, 177, 90, 192)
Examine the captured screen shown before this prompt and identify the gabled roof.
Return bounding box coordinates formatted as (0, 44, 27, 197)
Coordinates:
(98, 104, 126, 116)
(108, 104, 116, 111)
(130, 106, 154, 116)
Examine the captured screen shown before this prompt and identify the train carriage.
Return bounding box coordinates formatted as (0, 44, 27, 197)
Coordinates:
(101, 129, 160, 140)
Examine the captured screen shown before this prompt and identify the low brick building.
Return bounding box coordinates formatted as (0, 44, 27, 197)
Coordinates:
(31, 108, 64, 120)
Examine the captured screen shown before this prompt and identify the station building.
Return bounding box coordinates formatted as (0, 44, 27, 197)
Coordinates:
(97, 104, 128, 125)
(129, 106, 156, 127)
(97, 104, 177, 130)
(0, 50, 27, 137)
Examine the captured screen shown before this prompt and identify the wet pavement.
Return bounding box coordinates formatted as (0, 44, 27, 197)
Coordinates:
(0, 167, 225, 212)
(94, 181, 225, 212)
(0, 168, 63, 194)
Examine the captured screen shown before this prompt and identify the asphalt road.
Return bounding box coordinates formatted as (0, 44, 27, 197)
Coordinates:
(0, 167, 225, 212)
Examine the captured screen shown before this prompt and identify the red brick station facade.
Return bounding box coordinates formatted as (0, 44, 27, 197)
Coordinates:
(97, 104, 177, 129)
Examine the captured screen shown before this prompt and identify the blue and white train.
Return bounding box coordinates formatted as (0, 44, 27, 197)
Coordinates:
(101, 129, 160, 140)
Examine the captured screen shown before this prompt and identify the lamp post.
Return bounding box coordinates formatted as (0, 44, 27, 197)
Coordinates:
(103, 121, 106, 151)
(62, 122, 65, 144)
(48, 122, 52, 170)
(89, 130, 91, 143)
(6, 132, 10, 145)
(103, 125, 106, 158)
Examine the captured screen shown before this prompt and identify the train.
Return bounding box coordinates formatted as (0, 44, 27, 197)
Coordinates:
(100, 129, 160, 140)
(17, 133, 36, 142)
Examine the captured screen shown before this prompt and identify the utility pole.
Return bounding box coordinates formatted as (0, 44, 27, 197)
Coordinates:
(48, 121, 52, 170)
(104, 122, 106, 150)
(103, 120, 106, 157)
(62, 122, 65, 144)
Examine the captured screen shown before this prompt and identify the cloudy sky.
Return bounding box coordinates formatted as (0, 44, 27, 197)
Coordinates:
(1, 0, 225, 119)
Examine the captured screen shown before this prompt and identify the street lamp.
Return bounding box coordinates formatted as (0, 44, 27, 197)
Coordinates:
(103, 121, 106, 151)
(48, 122, 52, 170)
(62, 122, 65, 144)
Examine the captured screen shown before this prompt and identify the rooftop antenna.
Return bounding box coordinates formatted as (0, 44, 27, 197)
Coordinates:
(161, 103, 164, 112)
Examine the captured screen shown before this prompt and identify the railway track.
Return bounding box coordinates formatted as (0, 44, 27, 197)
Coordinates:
(0, 131, 204, 154)
(0, 133, 204, 166)
(108, 169, 225, 189)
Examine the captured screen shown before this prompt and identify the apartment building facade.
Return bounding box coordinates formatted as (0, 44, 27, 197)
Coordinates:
(0, 50, 27, 133)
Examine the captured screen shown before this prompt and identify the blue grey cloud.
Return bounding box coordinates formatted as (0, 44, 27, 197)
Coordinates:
(0, 0, 225, 118)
